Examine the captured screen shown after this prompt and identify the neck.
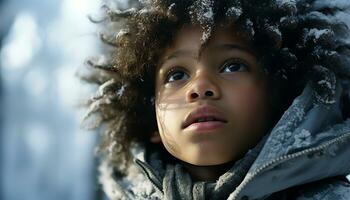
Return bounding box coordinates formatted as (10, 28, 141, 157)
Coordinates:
(180, 161, 234, 182)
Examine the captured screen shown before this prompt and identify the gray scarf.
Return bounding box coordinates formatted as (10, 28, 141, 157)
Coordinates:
(136, 136, 267, 200)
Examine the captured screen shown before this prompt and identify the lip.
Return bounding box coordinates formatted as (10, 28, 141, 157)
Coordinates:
(182, 105, 228, 131)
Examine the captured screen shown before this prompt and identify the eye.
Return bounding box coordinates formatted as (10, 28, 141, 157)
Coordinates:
(219, 59, 249, 73)
(165, 68, 189, 83)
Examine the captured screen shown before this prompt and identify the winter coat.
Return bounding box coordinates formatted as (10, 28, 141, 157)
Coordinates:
(99, 81, 350, 200)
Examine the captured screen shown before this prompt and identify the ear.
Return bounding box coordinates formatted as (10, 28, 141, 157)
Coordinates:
(150, 131, 162, 143)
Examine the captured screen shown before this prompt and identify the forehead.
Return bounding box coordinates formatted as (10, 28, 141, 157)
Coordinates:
(161, 25, 254, 60)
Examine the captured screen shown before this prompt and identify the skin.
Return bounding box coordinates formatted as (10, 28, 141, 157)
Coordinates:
(152, 25, 272, 181)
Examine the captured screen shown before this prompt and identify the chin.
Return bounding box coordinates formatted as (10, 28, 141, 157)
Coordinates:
(185, 147, 237, 166)
(185, 156, 233, 166)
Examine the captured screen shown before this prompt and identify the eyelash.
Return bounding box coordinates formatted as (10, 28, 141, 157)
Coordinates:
(163, 58, 249, 84)
(164, 67, 189, 84)
(219, 58, 249, 73)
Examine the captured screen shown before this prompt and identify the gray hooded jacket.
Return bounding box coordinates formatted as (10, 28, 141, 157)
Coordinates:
(99, 82, 350, 200)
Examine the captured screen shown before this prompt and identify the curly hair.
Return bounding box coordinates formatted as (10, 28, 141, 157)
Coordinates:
(82, 0, 350, 173)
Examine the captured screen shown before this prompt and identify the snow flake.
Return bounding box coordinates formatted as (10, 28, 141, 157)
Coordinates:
(167, 3, 176, 18)
(108, 141, 117, 156)
(280, 17, 288, 23)
(97, 79, 117, 98)
(314, 0, 350, 11)
(116, 84, 127, 98)
(138, 7, 152, 15)
(317, 80, 333, 90)
(293, 129, 312, 148)
(116, 28, 129, 39)
(312, 65, 337, 105)
(275, 0, 297, 15)
(203, 8, 213, 19)
(276, 0, 296, 5)
(138, 0, 149, 4)
(243, 18, 255, 37)
(168, 3, 175, 11)
(150, 96, 155, 105)
(190, 0, 215, 43)
(304, 28, 334, 45)
(226, 6, 242, 20)
(267, 25, 282, 37)
(308, 28, 332, 40)
(275, 0, 297, 8)
(201, 31, 211, 42)
(98, 161, 124, 200)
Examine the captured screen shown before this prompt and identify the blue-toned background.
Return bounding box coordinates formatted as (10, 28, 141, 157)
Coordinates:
(0, 0, 104, 199)
(0, 1, 349, 200)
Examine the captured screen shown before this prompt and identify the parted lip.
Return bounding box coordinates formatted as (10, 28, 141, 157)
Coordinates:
(182, 105, 228, 129)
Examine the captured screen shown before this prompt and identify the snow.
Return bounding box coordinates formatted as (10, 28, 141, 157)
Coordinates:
(116, 84, 126, 98)
(111, 7, 137, 15)
(226, 6, 242, 19)
(308, 28, 332, 40)
(280, 16, 287, 23)
(312, 65, 337, 105)
(275, 0, 297, 10)
(317, 80, 333, 90)
(276, 0, 296, 5)
(167, 3, 176, 14)
(96, 79, 117, 98)
(267, 25, 282, 37)
(244, 18, 255, 36)
(168, 3, 175, 11)
(108, 141, 117, 156)
(275, 0, 297, 15)
(138, 7, 153, 15)
(98, 161, 124, 200)
(190, 0, 215, 43)
(116, 29, 129, 39)
(203, 8, 213, 19)
(292, 129, 312, 148)
(150, 97, 155, 105)
(201, 31, 211, 42)
(314, 0, 350, 11)
(167, 3, 176, 17)
(305, 11, 332, 24)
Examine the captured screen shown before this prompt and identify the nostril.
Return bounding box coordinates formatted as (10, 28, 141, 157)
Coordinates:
(205, 91, 213, 97)
(191, 93, 199, 99)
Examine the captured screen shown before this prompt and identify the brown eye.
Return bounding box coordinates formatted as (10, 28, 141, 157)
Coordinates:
(220, 59, 248, 73)
(165, 69, 189, 83)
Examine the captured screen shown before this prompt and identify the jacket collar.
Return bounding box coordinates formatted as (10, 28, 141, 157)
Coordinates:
(230, 81, 350, 199)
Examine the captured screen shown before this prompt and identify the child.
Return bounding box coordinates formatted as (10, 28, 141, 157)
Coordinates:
(84, 0, 350, 199)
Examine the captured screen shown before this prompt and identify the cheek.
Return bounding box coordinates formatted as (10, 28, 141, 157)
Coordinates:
(155, 90, 185, 132)
(155, 93, 187, 156)
(228, 84, 269, 126)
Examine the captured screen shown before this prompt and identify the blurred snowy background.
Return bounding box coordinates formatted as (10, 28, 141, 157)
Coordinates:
(0, 0, 349, 200)
(0, 0, 105, 199)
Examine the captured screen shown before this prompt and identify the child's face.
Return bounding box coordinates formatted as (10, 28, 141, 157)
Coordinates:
(154, 25, 271, 166)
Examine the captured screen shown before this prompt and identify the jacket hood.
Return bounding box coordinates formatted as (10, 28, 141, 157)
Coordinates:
(99, 80, 350, 200)
(229, 80, 350, 200)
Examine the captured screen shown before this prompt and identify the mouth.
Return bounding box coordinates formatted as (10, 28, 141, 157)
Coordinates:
(182, 106, 228, 129)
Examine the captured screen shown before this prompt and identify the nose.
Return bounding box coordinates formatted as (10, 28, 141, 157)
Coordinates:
(186, 71, 221, 102)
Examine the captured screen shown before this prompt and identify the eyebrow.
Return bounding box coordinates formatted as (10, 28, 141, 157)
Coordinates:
(211, 44, 256, 55)
(159, 44, 255, 67)
(160, 50, 199, 66)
